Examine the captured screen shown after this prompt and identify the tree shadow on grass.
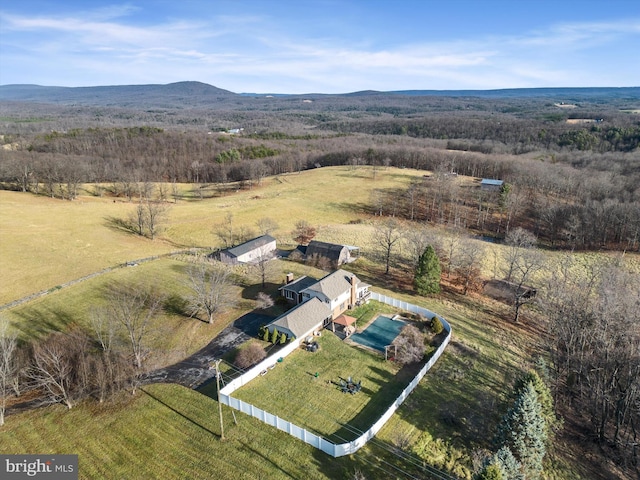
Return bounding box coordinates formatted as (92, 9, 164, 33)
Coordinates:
(104, 215, 138, 236)
(140, 387, 219, 438)
(10, 305, 77, 341)
(325, 362, 422, 443)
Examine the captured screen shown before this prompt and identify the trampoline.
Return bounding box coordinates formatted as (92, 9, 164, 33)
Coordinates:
(350, 315, 406, 352)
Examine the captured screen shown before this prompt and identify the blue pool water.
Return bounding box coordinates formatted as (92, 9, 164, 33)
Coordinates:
(350, 315, 406, 352)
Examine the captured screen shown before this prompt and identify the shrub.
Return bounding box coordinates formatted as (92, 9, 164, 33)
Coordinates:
(431, 316, 444, 335)
(279, 332, 287, 345)
(261, 326, 270, 342)
(235, 343, 267, 369)
(392, 324, 425, 364)
(270, 327, 279, 344)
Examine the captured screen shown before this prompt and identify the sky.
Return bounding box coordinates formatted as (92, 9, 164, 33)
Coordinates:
(1, 0, 639, 93)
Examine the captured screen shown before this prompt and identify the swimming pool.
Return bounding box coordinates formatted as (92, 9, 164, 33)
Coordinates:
(350, 315, 406, 352)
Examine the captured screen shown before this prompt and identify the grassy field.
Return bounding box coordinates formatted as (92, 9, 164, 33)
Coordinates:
(0, 166, 421, 305)
(228, 331, 421, 442)
(1, 166, 623, 479)
(0, 384, 365, 480)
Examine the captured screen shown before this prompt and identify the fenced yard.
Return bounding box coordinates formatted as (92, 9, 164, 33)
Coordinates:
(230, 332, 419, 443)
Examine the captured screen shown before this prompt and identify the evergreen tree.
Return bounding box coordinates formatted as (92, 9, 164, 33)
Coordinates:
(279, 332, 287, 345)
(414, 245, 441, 295)
(514, 370, 557, 442)
(498, 383, 547, 480)
(262, 326, 270, 342)
(493, 446, 524, 480)
(474, 464, 503, 480)
(270, 327, 279, 344)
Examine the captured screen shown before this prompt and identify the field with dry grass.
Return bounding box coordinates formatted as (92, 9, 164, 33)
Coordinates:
(2, 165, 635, 479)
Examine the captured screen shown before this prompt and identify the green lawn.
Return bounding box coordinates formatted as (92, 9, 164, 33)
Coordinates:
(0, 384, 365, 480)
(229, 331, 422, 443)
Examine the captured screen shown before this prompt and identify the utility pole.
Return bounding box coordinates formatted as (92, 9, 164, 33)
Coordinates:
(214, 359, 225, 441)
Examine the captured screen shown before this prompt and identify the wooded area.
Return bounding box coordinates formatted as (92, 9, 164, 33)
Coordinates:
(1, 87, 639, 478)
(2, 90, 639, 251)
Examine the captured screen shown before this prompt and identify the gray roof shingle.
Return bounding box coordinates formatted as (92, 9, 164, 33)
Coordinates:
(269, 297, 330, 338)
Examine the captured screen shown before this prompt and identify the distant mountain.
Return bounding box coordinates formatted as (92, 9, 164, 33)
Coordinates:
(390, 87, 640, 99)
(1, 82, 638, 108)
(0, 81, 236, 107)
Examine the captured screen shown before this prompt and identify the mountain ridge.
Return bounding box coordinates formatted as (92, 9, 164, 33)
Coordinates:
(1, 81, 639, 107)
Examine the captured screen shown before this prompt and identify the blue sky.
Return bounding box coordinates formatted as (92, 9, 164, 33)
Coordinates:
(1, 1, 639, 93)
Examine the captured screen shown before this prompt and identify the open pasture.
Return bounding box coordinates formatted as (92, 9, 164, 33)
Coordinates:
(0, 166, 423, 305)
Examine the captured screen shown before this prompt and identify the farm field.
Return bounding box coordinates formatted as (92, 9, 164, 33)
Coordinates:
(0, 166, 423, 305)
(2, 166, 635, 479)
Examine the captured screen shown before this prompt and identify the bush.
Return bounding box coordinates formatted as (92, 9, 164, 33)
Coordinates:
(431, 317, 444, 335)
(270, 327, 279, 344)
(279, 332, 287, 345)
(392, 324, 425, 364)
(235, 343, 267, 369)
(261, 326, 270, 342)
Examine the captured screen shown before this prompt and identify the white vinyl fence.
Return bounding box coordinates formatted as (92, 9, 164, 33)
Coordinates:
(219, 293, 452, 457)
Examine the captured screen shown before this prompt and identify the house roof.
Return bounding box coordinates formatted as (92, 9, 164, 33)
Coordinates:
(481, 179, 504, 186)
(224, 235, 276, 258)
(302, 269, 359, 301)
(278, 275, 318, 295)
(306, 240, 348, 261)
(269, 297, 330, 338)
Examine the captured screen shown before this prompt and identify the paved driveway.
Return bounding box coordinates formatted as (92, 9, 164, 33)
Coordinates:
(143, 313, 274, 388)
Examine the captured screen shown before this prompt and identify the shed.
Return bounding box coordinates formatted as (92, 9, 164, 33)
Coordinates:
(480, 179, 504, 192)
(219, 235, 276, 265)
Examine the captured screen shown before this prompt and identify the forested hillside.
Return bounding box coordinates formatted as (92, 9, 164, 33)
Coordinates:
(2, 86, 639, 251)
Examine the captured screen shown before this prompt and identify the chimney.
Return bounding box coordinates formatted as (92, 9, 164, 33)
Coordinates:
(350, 275, 357, 306)
(285, 273, 294, 284)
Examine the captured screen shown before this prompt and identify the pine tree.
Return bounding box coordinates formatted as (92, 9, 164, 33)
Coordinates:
(262, 326, 270, 342)
(492, 446, 524, 480)
(414, 245, 441, 295)
(514, 370, 557, 442)
(270, 327, 279, 344)
(498, 383, 547, 480)
(474, 464, 503, 480)
(279, 332, 287, 345)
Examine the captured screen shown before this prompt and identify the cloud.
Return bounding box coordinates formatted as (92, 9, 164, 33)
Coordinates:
(1, 7, 638, 91)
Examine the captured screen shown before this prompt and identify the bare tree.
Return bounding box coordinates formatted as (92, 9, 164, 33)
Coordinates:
(29, 330, 91, 409)
(214, 212, 235, 248)
(509, 248, 544, 323)
(256, 217, 279, 235)
(0, 318, 18, 425)
(392, 324, 425, 364)
(441, 227, 463, 278)
(235, 343, 266, 369)
(291, 220, 317, 245)
(373, 219, 403, 275)
(184, 260, 236, 324)
(454, 237, 486, 295)
(130, 201, 169, 240)
(105, 283, 163, 369)
(251, 246, 277, 288)
(255, 292, 274, 310)
(402, 225, 437, 274)
(89, 307, 116, 353)
(503, 227, 537, 282)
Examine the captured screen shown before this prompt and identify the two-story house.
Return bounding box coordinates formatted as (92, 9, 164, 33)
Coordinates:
(269, 269, 370, 340)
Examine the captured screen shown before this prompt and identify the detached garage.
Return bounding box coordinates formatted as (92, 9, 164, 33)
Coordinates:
(219, 235, 277, 265)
